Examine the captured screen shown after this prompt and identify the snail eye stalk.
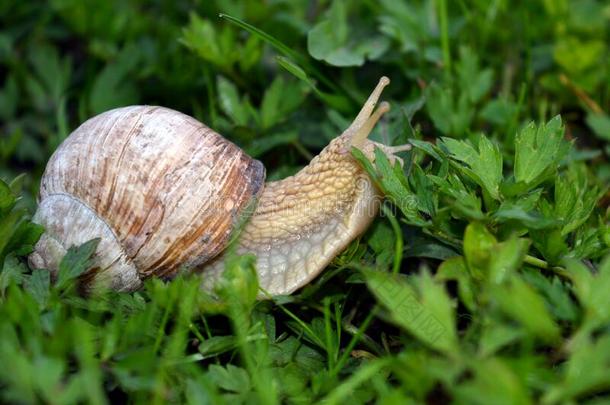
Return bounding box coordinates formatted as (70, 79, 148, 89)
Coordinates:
(344, 76, 391, 148)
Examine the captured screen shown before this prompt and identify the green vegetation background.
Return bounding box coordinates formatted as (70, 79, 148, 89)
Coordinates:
(1, 0, 609, 403)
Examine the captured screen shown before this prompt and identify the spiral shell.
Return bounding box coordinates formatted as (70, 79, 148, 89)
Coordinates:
(29, 106, 265, 291)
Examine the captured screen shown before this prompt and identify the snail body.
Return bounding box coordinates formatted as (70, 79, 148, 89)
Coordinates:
(29, 77, 408, 295)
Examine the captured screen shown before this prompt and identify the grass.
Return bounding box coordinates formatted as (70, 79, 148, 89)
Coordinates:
(1, 0, 609, 403)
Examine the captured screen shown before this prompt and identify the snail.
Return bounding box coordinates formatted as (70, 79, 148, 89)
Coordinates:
(28, 77, 410, 296)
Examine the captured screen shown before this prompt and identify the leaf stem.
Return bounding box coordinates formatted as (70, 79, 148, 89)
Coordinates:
(437, 0, 451, 77)
(382, 204, 403, 275)
(524, 255, 572, 280)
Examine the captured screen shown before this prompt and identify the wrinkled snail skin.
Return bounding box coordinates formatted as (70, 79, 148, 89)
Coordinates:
(201, 123, 385, 295)
(201, 77, 409, 296)
(29, 76, 408, 295)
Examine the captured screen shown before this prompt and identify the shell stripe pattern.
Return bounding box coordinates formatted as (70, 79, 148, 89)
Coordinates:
(38, 106, 265, 282)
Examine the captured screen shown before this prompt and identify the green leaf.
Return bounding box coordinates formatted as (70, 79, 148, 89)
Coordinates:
(260, 77, 306, 130)
(276, 56, 350, 111)
(0, 255, 27, 295)
(246, 131, 298, 158)
(493, 203, 557, 230)
(554, 36, 605, 76)
(207, 364, 251, 394)
(217, 76, 251, 126)
(405, 235, 459, 261)
(463, 223, 497, 278)
(24, 269, 50, 308)
(367, 221, 395, 266)
(522, 269, 578, 322)
(436, 257, 476, 311)
(441, 135, 503, 199)
(487, 237, 530, 285)
(56, 238, 100, 290)
(514, 116, 570, 187)
(198, 336, 239, 360)
(426, 84, 474, 136)
(181, 13, 237, 70)
(0, 74, 19, 119)
(409, 163, 436, 217)
(478, 322, 523, 357)
(27, 44, 72, 107)
(0, 178, 43, 268)
(530, 228, 568, 264)
(364, 270, 458, 355)
(480, 98, 519, 127)
(352, 147, 426, 226)
(453, 358, 532, 405)
(307, 0, 388, 67)
(553, 166, 601, 235)
(0, 179, 15, 215)
(585, 113, 610, 141)
(409, 139, 445, 162)
(456, 46, 493, 103)
(492, 275, 560, 343)
(566, 256, 610, 329)
(89, 43, 140, 114)
(431, 174, 483, 219)
(544, 335, 610, 403)
(216, 252, 259, 333)
(275, 56, 311, 83)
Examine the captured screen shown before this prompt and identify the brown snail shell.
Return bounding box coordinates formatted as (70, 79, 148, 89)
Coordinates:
(29, 106, 265, 291)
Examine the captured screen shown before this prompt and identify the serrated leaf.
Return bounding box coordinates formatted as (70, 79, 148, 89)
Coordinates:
(553, 166, 601, 235)
(544, 335, 610, 403)
(352, 147, 426, 226)
(456, 46, 493, 103)
(307, 2, 388, 67)
(89, 44, 140, 114)
(217, 76, 250, 126)
(181, 13, 229, 69)
(566, 256, 610, 329)
(0, 255, 27, 295)
(25, 269, 50, 308)
(431, 174, 483, 219)
(409, 163, 436, 216)
(441, 135, 503, 200)
(56, 239, 100, 290)
(514, 116, 570, 187)
(207, 364, 251, 394)
(492, 275, 560, 343)
(27, 44, 72, 107)
(426, 84, 474, 136)
(453, 357, 532, 405)
(198, 336, 238, 359)
(522, 269, 578, 322)
(409, 139, 445, 162)
(260, 77, 306, 130)
(364, 270, 458, 355)
(0, 179, 15, 214)
(493, 203, 557, 230)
